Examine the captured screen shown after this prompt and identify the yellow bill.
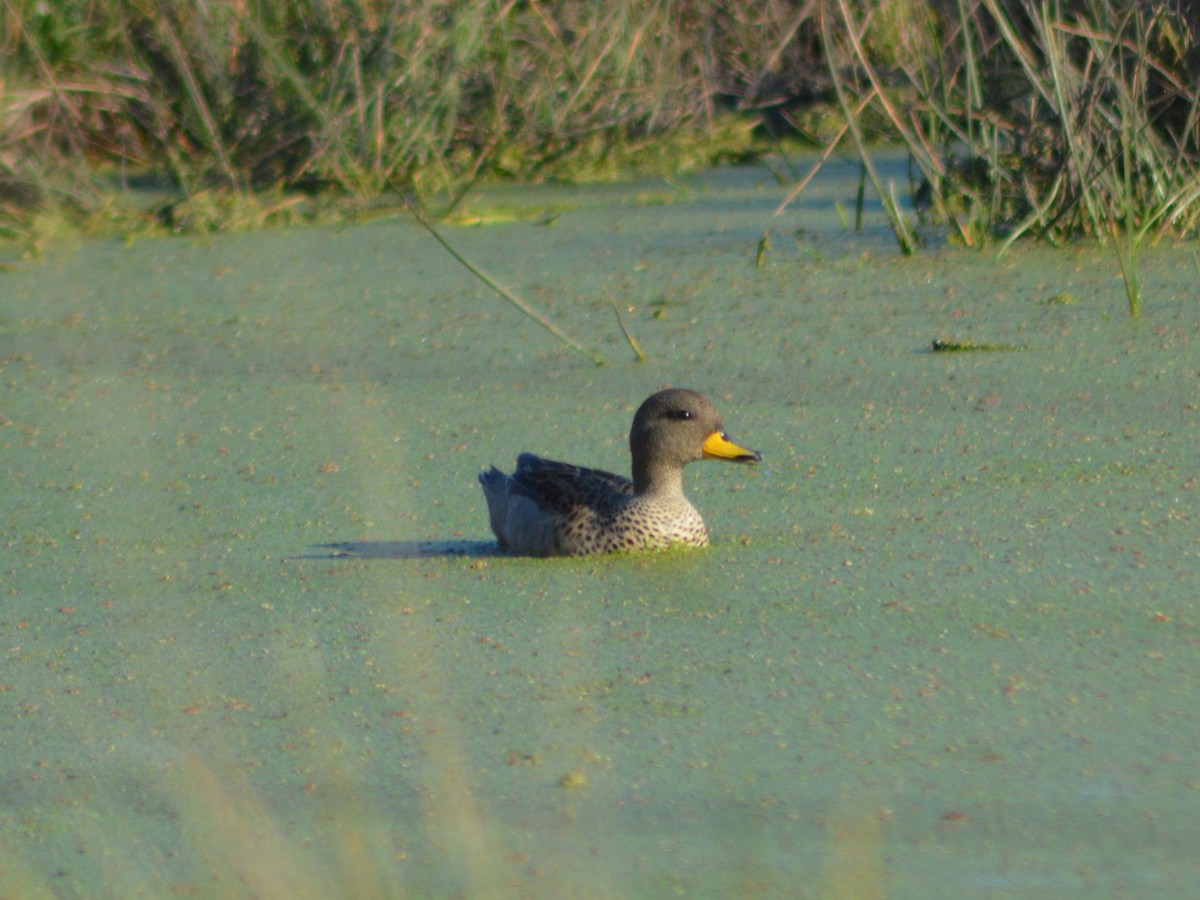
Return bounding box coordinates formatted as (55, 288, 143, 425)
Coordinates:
(702, 431, 762, 463)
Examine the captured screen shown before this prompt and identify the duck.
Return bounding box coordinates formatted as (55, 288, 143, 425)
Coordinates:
(478, 388, 761, 556)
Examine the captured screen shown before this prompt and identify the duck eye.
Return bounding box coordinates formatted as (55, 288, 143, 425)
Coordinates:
(666, 409, 693, 420)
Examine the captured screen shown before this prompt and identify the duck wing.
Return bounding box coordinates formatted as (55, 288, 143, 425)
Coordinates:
(508, 453, 633, 514)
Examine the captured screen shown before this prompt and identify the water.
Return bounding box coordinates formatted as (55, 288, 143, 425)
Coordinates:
(2, 154, 1198, 896)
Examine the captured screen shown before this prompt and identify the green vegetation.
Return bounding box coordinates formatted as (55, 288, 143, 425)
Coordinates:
(0, 0, 807, 241)
(823, 0, 1200, 244)
(814, 0, 1200, 316)
(5, 0, 1200, 293)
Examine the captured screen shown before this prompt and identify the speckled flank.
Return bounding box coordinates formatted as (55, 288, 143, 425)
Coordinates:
(478, 388, 760, 557)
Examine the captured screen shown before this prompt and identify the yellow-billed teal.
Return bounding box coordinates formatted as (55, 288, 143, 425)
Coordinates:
(478, 388, 761, 556)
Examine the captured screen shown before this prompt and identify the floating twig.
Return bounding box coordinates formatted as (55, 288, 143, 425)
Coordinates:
(931, 338, 1027, 353)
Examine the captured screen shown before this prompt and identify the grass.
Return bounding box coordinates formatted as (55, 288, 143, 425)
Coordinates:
(5, 0, 1200, 313)
(0, 0, 810, 242)
(404, 195, 605, 366)
(802, 0, 1200, 313)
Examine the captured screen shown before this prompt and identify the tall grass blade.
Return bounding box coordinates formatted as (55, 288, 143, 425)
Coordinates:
(604, 288, 647, 361)
(819, 1, 917, 254)
(404, 199, 603, 366)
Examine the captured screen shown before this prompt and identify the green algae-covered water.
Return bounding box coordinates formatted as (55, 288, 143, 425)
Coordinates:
(2, 156, 1198, 897)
